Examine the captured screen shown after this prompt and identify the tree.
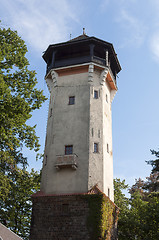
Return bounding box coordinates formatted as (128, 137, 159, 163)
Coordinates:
(0, 168, 40, 240)
(0, 24, 46, 238)
(114, 177, 159, 240)
(114, 178, 130, 240)
(128, 188, 159, 240)
(128, 148, 159, 239)
(146, 149, 159, 191)
(124, 174, 159, 240)
(0, 24, 47, 199)
(147, 149, 159, 173)
(114, 178, 129, 210)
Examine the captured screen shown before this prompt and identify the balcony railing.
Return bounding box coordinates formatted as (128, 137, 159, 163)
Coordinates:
(55, 154, 78, 170)
(46, 54, 117, 86)
(93, 55, 106, 66)
(47, 56, 91, 74)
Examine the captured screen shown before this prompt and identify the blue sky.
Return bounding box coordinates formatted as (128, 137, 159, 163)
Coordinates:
(1, 0, 159, 187)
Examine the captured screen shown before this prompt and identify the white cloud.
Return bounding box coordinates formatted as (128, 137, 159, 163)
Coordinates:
(0, 0, 80, 53)
(150, 32, 159, 62)
(147, 0, 159, 61)
(116, 9, 147, 48)
(116, 0, 159, 62)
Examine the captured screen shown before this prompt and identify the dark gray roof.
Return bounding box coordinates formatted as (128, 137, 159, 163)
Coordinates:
(69, 34, 89, 42)
(43, 35, 121, 74)
(0, 223, 23, 240)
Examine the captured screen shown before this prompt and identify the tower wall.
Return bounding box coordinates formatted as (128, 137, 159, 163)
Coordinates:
(88, 70, 104, 193)
(41, 65, 115, 201)
(88, 69, 114, 200)
(41, 70, 90, 194)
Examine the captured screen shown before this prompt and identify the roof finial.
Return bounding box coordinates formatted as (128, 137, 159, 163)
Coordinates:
(83, 28, 86, 35)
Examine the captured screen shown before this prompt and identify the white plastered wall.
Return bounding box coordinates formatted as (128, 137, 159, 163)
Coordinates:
(41, 65, 116, 201)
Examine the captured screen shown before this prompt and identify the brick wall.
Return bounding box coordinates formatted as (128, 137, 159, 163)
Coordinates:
(29, 193, 118, 240)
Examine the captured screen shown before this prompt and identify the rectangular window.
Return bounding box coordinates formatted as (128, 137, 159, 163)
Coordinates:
(98, 130, 100, 138)
(94, 90, 98, 99)
(50, 108, 52, 117)
(107, 143, 109, 153)
(69, 96, 75, 105)
(108, 188, 110, 198)
(43, 155, 47, 166)
(92, 128, 94, 137)
(65, 145, 73, 155)
(52, 135, 55, 144)
(94, 143, 99, 153)
(106, 94, 108, 103)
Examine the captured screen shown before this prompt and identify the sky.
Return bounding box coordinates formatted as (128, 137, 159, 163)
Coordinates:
(1, 0, 159, 188)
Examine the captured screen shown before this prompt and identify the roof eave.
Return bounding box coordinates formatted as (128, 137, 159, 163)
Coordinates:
(42, 36, 121, 73)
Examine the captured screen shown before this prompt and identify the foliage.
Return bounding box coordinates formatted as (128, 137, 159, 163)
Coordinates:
(0, 24, 46, 238)
(127, 191, 159, 240)
(84, 193, 118, 240)
(114, 148, 159, 239)
(0, 24, 46, 200)
(0, 168, 40, 240)
(114, 178, 129, 210)
(114, 175, 159, 239)
(147, 149, 159, 173)
(146, 149, 159, 191)
(114, 178, 130, 239)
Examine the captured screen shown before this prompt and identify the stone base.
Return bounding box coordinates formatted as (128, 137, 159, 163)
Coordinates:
(29, 190, 119, 240)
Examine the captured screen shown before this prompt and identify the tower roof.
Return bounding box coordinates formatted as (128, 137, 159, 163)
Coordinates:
(69, 33, 89, 42)
(43, 34, 121, 76)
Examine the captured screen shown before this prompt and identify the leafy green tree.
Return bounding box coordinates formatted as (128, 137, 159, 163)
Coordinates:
(0, 24, 46, 200)
(144, 193, 159, 239)
(114, 178, 130, 239)
(115, 149, 159, 239)
(114, 177, 159, 240)
(0, 24, 46, 238)
(114, 178, 129, 210)
(128, 191, 159, 240)
(0, 168, 40, 240)
(124, 178, 159, 240)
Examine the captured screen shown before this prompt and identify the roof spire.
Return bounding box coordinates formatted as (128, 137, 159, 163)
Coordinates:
(83, 28, 86, 35)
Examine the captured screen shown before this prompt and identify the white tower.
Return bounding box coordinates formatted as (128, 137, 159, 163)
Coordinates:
(41, 33, 121, 201)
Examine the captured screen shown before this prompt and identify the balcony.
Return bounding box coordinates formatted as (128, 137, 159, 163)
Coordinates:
(55, 154, 78, 170)
(46, 55, 91, 74)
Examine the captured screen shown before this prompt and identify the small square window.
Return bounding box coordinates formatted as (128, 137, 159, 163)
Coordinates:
(69, 96, 75, 105)
(65, 145, 73, 155)
(94, 143, 99, 153)
(94, 90, 98, 99)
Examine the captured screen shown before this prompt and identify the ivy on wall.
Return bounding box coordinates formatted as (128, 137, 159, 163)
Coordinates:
(83, 193, 119, 240)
